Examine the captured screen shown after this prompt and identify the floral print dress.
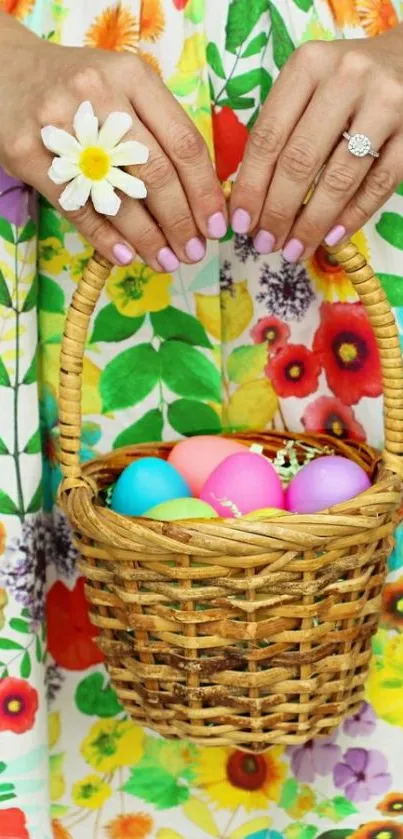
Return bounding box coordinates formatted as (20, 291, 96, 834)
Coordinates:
(1, 1, 403, 838)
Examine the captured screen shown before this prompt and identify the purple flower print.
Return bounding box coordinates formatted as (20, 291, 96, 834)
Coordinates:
(287, 736, 342, 783)
(333, 748, 391, 802)
(342, 702, 377, 737)
(0, 167, 36, 227)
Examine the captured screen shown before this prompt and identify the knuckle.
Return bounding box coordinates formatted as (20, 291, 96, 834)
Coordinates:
(8, 131, 37, 166)
(143, 153, 175, 189)
(133, 222, 163, 252)
(296, 218, 323, 242)
(382, 78, 403, 108)
(249, 122, 283, 160)
(262, 203, 290, 229)
(167, 211, 194, 237)
(322, 163, 356, 195)
(345, 198, 368, 228)
(37, 94, 67, 127)
(363, 166, 396, 200)
(169, 123, 205, 162)
(68, 66, 105, 99)
(295, 40, 328, 68)
(279, 137, 319, 182)
(339, 49, 372, 79)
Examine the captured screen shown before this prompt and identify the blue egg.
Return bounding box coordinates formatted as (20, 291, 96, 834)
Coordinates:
(110, 457, 192, 516)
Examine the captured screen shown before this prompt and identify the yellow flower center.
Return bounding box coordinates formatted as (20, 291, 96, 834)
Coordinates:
(338, 342, 358, 364)
(79, 147, 110, 180)
(331, 419, 343, 437)
(396, 597, 403, 614)
(7, 699, 22, 714)
(376, 832, 393, 839)
(392, 802, 403, 810)
(289, 364, 301, 379)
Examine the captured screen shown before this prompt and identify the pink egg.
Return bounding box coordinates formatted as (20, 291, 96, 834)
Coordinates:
(286, 455, 371, 514)
(200, 452, 285, 517)
(168, 435, 248, 496)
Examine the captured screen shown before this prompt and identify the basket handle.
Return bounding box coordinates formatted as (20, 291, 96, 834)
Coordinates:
(58, 239, 403, 495)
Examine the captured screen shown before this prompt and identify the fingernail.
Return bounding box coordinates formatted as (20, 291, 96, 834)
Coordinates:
(254, 230, 275, 255)
(112, 243, 134, 265)
(157, 246, 180, 272)
(185, 237, 206, 262)
(282, 238, 304, 263)
(207, 211, 227, 239)
(324, 224, 346, 247)
(232, 208, 251, 235)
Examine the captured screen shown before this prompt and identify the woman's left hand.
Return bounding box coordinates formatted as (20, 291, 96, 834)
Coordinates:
(230, 24, 403, 262)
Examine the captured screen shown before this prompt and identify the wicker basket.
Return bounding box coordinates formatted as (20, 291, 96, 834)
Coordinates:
(59, 240, 403, 752)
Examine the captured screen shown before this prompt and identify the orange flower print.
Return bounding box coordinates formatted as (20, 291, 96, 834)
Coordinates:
(85, 4, 139, 52)
(327, 0, 359, 26)
(140, 0, 165, 42)
(382, 576, 403, 629)
(105, 813, 153, 839)
(377, 793, 403, 816)
(137, 50, 162, 76)
(0, 0, 34, 19)
(357, 0, 398, 36)
(52, 821, 72, 839)
(351, 822, 403, 839)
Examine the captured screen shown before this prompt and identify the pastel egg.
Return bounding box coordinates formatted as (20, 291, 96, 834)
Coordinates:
(286, 455, 371, 514)
(168, 435, 248, 496)
(110, 457, 191, 517)
(244, 508, 288, 520)
(200, 452, 285, 518)
(143, 497, 218, 521)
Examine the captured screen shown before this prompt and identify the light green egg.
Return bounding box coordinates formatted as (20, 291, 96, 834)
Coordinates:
(143, 497, 218, 521)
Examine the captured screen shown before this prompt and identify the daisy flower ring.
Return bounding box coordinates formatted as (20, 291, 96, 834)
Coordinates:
(41, 101, 149, 217)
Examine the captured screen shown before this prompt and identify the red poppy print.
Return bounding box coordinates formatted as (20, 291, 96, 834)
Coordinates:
(251, 316, 290, 352)
(0, 677, 38, 734)
(212, 108, 248, 182)
(47, 577, 104, 670)
(313, 302, 382, 406)
(265, 344, 321, 398)
(173, 0, 190, 7)
(0, 808, 29, 839)
(302, 396, 366, 442)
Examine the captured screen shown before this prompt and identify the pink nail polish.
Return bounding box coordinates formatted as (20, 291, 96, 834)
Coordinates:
(158, 247, 180, 272)
(282, 238, 304, 263)
(232, 208, 251, 235)
(185, 237, 206, 262)
(324, 224, 346, 247)
(254, 230, 275, 255)
(112, 243, 134, 265)
(207, 211, 227, 239)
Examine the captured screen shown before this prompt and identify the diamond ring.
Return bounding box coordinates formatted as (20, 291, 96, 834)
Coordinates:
(342, 131, 380, 159)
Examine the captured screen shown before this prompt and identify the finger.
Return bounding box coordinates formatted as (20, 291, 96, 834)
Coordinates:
(229, 43, 324, 237)
(284, 101, 398, 261)
(111, 191, 180, 272)
(130, 58, 228, 240)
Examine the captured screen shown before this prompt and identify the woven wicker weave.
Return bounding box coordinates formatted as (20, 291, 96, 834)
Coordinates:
(59, 239, 403, 751)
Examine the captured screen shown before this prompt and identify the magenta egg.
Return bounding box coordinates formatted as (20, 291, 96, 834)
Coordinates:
(286, 455, 371, 514)
(168, 435, 248, 496)
(200, 451, 285, 517)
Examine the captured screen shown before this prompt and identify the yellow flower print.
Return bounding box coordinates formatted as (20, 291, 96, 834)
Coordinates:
(49, 711, 61, 749)
(0, 0, 34, 20)
(50, 753, 66, 803)
(195, 745, 287, 811)
(72, 774, 112, 810)
(0, 521, 6, 555)
(140, 0, 165, 41)
(367, 633, 403, 727)
(81, 719, 144, 773)
(177, 33, 207, 75)
(105, 812, 154, 839)
(228, 379, 278, 431)
(39, 238, 68, 276)
(307, 230, 369, 302)
(0, 588, 7, 631)
(84, 4, 139, 51)
(195, 280, 253, 342)
(106, 262, 172, 317)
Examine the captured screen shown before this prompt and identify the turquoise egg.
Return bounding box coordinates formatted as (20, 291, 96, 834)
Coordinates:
(110, 457, 191, 516)
(143, 497, 218, 521)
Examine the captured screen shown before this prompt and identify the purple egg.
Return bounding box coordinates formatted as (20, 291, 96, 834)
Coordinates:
(286, 455, 371, 514)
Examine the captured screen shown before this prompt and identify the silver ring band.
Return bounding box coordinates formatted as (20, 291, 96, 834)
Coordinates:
(342, 131, 380, 159)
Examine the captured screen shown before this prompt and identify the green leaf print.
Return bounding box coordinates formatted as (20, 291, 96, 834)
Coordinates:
(315, 797, 358, 822)
(0, 489, 18, 516)
(75, 673, 122, 717)
(316, 833, 354, 839)
(0, 793, 16, 804)
(376, 212, 403, 250)
(24, 429, 41, 455)
(101, 344, 160, 413)
(242, 31, 268, 57)
(20, 651, 32, 679)
(22, 351, 38, 385)
(151, 306, 211, 348)
(26, 481, 43, 514)
(293, 0, 314, 10)
(18, 219, 36, 244)
(22, 276, 38, 313)
(0, 638, 24, 650)
(0, 437, 9, 455)
(206, 42, 226, 79)
(9, 618, 31, 633)
(112, 409, 163, 448)
(0, 357, 11, 387)
(261, 68, 273, 101)
(39, 202, 65, 244)
(0, 218, 15, 244)
(227, 69, 263, 98)
(267, 1, 295, 69)
(227, 343, 268, 383)
(377, 273, 403, 306)
(123, 765, 190, 809)
(219, 96, 256, 109)
(0, 270, 12, 308)
(225, 0, 269, 55)
(160, 341, 222, 402)
(184, 0, 205, 23)
(169, 73, 200, 96)
(90, 303, 145, 344)
(285, 825, 318, 839)
(168, 400, 221, 436)
(279, 777, 299, 809)
(38, 274, 65, 314)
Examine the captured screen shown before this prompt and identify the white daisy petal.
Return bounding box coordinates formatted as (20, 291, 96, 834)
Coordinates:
(73, 101, 99, 147)
(108, 167, 147, 199)
(48, 157, 80, 185)
(41, 126, 81, 161)
(110, 140, 149, 167)
(91, 180, 121, 216)
(97, 112, 133, 150)
(59, 175, 91, 212)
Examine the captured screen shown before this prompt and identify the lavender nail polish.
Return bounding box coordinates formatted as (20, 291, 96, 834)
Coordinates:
(282, 238, 304, 263)
(254, 230, 275, 255)
(207, 211, 227, 239)
(112, 243, 134, 265)
(185, 237, 206, 262)
(324, 224, 346, 247)
(232, 208, 251, 235)
(158, 247, 180, 272)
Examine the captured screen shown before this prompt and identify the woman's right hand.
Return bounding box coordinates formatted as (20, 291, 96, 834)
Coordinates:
(0, 14, 226, 269)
